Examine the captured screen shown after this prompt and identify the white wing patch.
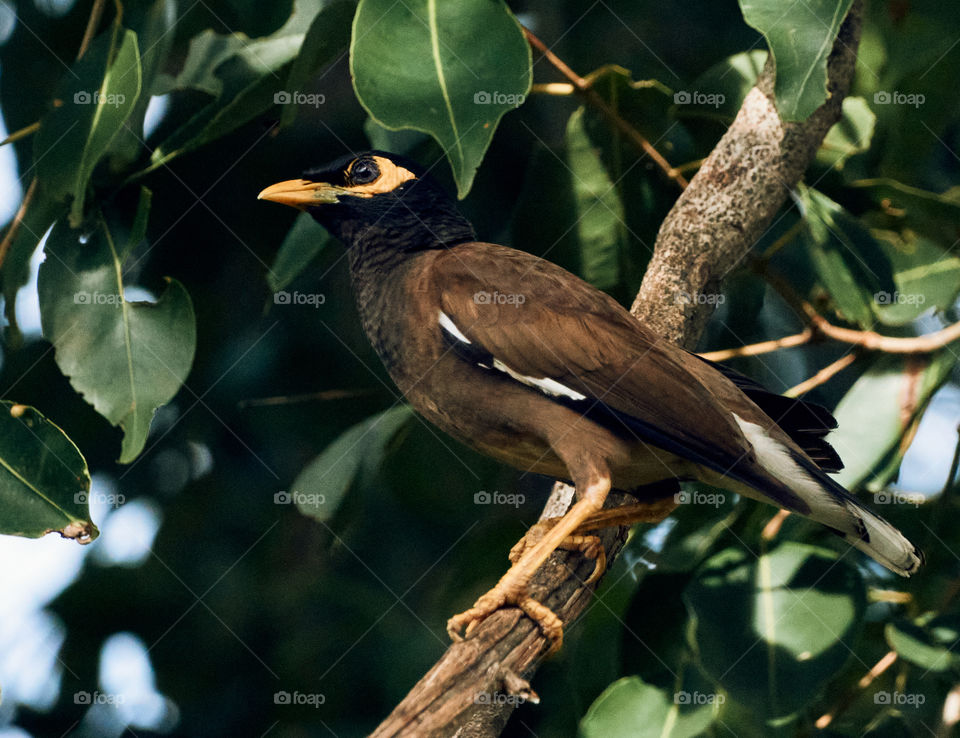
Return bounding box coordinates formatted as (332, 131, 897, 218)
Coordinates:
(437, 310, 587, 402)
(438, 311, 472, 344)
(492, 359, 588, 401)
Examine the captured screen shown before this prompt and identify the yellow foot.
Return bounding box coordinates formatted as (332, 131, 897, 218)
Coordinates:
(510, 520, 607, 585)
(447, 575, 565, 651)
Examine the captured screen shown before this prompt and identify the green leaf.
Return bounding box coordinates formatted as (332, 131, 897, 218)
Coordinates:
(871, 231, 960, 326)
(684, 542, 865, 720)
(852, 178, 960, 247)
(831, 349, 958, 490)
(739, 0, 855, 120)
(580, 668, 721, 738)
(0, 402, 97, 543)
(684, 50, 768, 120)
(38, 213, 196, 464)
(279, 0, 355, 128)
(34, 25, 142, 227)
(565, 107, 625, 291)
(291, 405, 413, 522)
(150, 0, 330, 167)
(109, 0, 175, 167)
(1, 186, 66, 337)
(817, 97, 876, 170)
(798, 185, 895, 327)
(350, 0, 531, 197)
(885, 617, 960, 674)
(267, 211, 330, 293)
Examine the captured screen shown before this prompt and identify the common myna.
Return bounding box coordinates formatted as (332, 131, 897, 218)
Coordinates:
(259, 151, 922, 647)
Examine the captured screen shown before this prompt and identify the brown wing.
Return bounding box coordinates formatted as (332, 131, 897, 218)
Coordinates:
(430, 242, 758, 479)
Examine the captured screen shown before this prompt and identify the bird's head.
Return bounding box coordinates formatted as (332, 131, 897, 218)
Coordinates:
(258, 151, 475, 252)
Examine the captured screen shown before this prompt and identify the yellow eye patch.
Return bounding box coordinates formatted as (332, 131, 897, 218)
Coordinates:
(345, 155, 417, 197)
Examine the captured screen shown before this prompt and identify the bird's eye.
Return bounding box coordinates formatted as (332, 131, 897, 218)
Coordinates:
(349, 159, 380, 185)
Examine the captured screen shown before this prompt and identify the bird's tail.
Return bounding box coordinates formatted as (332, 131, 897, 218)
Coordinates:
(731, 415, 923, 577)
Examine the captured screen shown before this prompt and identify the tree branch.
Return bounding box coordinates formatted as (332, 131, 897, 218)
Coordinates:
(372, 3, 863, 736)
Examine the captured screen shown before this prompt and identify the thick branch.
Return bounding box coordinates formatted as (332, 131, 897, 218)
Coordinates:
(372, 4, 863, 736)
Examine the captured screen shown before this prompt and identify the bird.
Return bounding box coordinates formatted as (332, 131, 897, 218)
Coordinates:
(258, 150, 923, 649)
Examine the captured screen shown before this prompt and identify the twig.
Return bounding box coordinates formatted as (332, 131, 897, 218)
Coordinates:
(77, 0, 109, 60)
(699, 329, 813, 361)
(784, 351, 859, 397)
(522, 26, 688, 190)
(0, 121, 40, 147)
(815, 650, 899, 729)
(529, 82, 575, 96)
(0, 177, 37, 272)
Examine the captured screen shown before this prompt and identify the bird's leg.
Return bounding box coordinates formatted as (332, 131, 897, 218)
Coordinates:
(508, 497, 679, 585)
(447, 475, 611, 651)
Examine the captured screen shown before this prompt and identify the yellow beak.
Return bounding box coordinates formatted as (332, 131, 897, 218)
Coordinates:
(257, 179, 343, 209)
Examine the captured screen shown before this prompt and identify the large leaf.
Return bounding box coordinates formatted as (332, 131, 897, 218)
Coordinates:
(798, 185, 895, 328)
(817, 96, 875, 170)
(267, 211, 331, 293)
(34, 24, 142, 226)
(290, 405, 413, 522)
(580, 667, 721, 738)
(684, 542, 865, 720)
(0, 401, 97, 543)
(565, 107, 626, 291)
(684, 50, 768, 120)
(853, 179, 960, 247)
(38, 204, 196, 463)
(149, 0, 331, 168)
(871, 231, 960, 326)
(831, 348, 958, 490)
(351, 0, 531, 197)
(885, 616, 960, 674)
(278, 0, 355, 128)
(739, 0, 855, 120)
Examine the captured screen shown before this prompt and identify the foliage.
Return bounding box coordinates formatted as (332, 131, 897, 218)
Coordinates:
(0, 0, 957, 736)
